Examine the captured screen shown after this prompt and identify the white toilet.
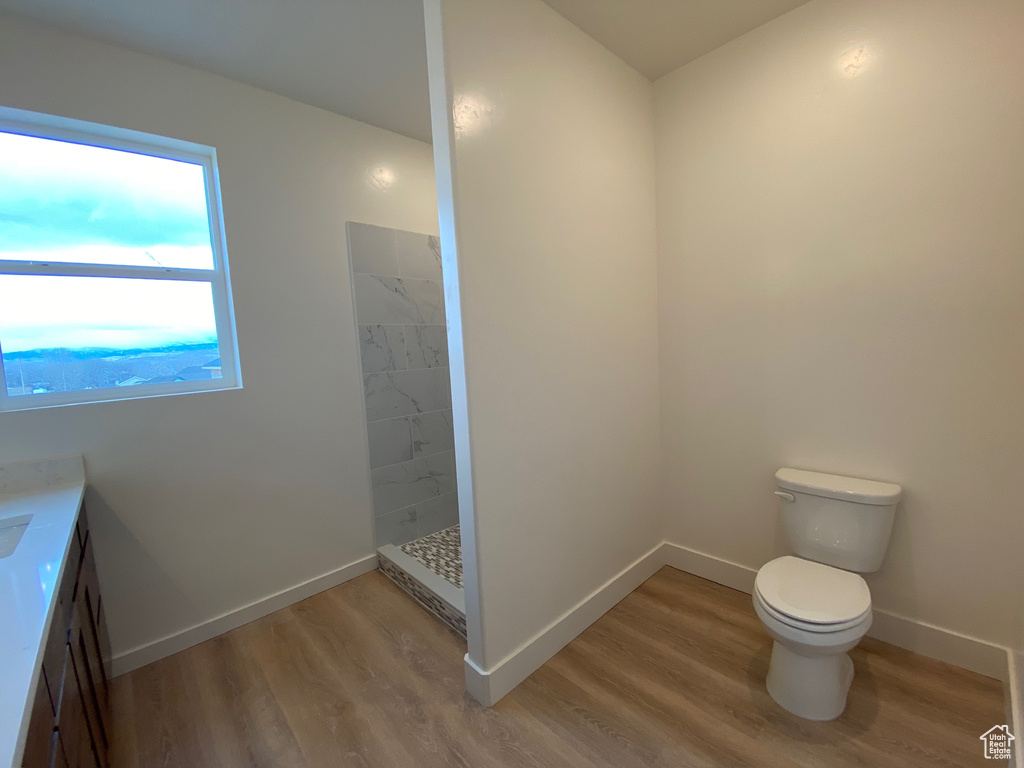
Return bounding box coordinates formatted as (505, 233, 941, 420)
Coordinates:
(754, 468, 901, 721)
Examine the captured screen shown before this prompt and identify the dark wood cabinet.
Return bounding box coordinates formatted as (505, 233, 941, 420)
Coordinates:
(23, 503, 110, 768)
(20, 669, 53, 767)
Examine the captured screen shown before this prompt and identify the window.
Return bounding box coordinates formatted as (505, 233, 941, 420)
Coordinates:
(0, 107, 240, 411)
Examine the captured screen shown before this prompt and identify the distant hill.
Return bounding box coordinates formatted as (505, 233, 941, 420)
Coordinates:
(5, 341, 219, 361)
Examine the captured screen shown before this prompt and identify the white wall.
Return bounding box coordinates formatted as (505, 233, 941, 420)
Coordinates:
(425, 0, 662, 690)
(655, 0, 1024, 648)
(0, 14, 438, 662)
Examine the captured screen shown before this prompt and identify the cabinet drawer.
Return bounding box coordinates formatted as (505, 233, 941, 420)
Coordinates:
(57, 529, 83, 628)
(78, 537, 109, 710)
(75, 505, 89, 554)
(42, 528, 81, 716)
(41, 628, 69, 719)
(79, 538, 101, 626)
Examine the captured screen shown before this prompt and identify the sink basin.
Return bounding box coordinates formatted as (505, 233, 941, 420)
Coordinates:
(0, 514, 32, 559)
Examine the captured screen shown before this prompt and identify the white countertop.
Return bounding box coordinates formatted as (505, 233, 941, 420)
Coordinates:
(0, 456, 85, 768)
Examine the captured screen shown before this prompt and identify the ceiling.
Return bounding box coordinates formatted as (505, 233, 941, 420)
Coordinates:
(0, 0, 435, 142)
(543, 0, 812, 81)
(0, 0, 811, 143)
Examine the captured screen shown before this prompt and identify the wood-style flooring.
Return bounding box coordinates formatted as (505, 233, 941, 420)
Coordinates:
(111, 566, 1006, 767)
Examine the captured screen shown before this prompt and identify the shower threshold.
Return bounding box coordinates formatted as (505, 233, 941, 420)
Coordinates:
(378, 525, 466, 638)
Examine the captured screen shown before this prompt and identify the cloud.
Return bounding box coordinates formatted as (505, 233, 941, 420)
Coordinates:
(0, 274, 218, 352)
(0, 131, 212, 252)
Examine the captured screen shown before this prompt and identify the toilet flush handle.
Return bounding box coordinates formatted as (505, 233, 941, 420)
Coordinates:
(774, 491, 796, 503)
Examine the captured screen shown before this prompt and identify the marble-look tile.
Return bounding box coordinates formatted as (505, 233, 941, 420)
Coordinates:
(364, 368, 452, 422)
(397, 232, 443, 281)
(415, 492, 460, 538)
(437, 368, 453, 410)
(410, 410, 455, 458)
(371, 451, 455, 515)
(405, 325, 449, 369)
(353, 274, 445, 326)
(347, 222, 400, 276)
(374, 506, 418, 547)
(366, 417, 412, 469)
(359, 325, 406, 373)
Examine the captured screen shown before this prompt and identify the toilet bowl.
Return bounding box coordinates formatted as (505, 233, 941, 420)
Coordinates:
(753, 555, 873, 720)
(755, 469, 901, 721)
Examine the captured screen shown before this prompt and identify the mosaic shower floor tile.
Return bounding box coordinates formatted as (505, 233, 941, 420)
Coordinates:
(400, 524, 463, 589)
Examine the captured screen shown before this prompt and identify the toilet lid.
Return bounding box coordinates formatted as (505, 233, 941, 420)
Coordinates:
(755, 556, 871, 625)
(755, 588, 870, 632)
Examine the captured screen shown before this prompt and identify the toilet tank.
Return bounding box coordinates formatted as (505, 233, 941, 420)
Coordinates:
(775, 468, 902, 573)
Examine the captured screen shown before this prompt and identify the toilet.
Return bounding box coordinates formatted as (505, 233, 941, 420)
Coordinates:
(754, 468, 901, 721)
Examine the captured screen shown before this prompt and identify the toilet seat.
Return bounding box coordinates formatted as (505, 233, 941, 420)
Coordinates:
(755, 556, 871, 631)
(754, 586, 870, 633)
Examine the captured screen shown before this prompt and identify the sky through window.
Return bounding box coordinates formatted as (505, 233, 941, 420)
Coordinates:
(0, 131, 218, 352)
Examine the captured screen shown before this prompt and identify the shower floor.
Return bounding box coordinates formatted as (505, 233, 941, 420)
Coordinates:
(378, 525, 465, 637)
(401, 525, 463, 588)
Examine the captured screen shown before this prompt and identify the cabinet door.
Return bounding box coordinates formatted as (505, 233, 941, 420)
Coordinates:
(56, 645, 98, 768)
(69, 604, 107, 768)
(77, 537, 109, 711)
(20, 672, 54, 768)
(95, 597, 111, 684)
(51, 733, 70, 768)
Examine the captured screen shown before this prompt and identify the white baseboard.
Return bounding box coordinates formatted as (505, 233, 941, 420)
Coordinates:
(463, 542, 664, 706)
(465, 540, 1015, 708)
(110, 554, 378, 676)
(660, 542, 1009, 680)
(868, 610, 1009, 680)
(109, 535, 1018, 744)
(661, 542, 756, 594)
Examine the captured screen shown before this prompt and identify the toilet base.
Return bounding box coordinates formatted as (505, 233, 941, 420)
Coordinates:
(765, 641, 855, 721)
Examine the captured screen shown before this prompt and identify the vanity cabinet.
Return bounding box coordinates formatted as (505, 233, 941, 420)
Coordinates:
(21, 505, 111, 768)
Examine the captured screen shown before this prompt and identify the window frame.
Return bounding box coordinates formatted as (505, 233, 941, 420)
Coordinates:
(0, 106, 241, 412)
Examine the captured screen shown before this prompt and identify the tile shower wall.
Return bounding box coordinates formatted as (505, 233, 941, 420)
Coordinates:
(347, 222, 460, 547)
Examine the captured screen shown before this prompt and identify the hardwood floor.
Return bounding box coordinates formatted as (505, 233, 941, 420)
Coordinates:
(111, 567, 1006, 767)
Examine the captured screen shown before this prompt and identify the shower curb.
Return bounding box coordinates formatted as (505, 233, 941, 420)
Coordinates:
(378, 544, 466, 638)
